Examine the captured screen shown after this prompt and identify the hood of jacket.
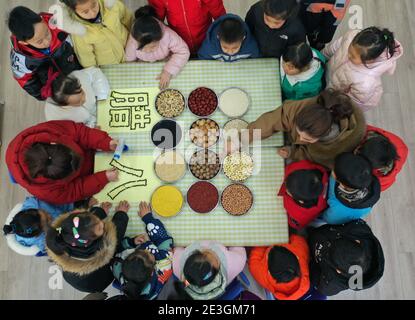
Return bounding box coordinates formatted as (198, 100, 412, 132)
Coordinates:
(335, 176, 381, 209)
(46, 212, 117, 276)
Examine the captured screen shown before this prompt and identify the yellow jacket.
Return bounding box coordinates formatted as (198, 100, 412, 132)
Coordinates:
(58, 0, 133, 67)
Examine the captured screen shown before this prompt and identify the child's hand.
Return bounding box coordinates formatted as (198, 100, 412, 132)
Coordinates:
(88, 197, 99, 208)
(106, 168, 119, 182)
(116, 200, 130, 213)
(157, 71, 172, 90)
(95, 125, 102, 130)
(134, 233, 150, 245)
(138, 201, 152, 218)
(109, 139, 119, 151)
(100, 202, 112, 215)
(277, 146, 292, 159)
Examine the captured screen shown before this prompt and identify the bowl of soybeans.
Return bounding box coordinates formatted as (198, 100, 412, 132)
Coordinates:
(155, 89, 186, 118)
(221, 183, 253, 216)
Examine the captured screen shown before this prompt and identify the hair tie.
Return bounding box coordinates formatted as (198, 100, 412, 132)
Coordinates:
(56, 227, 62, 234)
(25, 227, 33, 235)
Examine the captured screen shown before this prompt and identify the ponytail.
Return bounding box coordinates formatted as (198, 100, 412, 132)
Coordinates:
(3, 209, 42, 238)
(296, 89, 354, 139)
(3, 224, 15, 235)
(131, 6, 162, 50)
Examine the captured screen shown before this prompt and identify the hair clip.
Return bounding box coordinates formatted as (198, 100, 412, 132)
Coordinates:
(203, 270, 213, 281)
(73, 217, 80, 228)
(25, 227, 33, 235)
(72, 227, 80, 239)
(56, 227, 62, 234)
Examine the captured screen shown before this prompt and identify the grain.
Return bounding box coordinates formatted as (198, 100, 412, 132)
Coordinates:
(187, 181, 219, 214)
(219, 88, 250, 118)
(155, 89, 186, 118)
(189, 118, 220, 148)
(189, 149, 221, 180)
(221, 184, 253, 215)
(223, 152, 254, 182)
(151, 186, 183, 217)
(155, 151, 186, 183)
(188, 87, 218, 116)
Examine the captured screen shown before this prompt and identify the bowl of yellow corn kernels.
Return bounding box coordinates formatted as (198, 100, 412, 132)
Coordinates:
(223, 151, 254, 183)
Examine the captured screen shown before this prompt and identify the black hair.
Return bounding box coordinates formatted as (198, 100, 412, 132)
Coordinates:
(24, 143, 80, 180)
(121, 250, 155, 299)
(282, 42, 314, 71)
(286, 169, 324, 203)
(8, 6, 42, 41)
(268, 246, 300, 283)
(331, 238, 372, 275)
(334, 153, 373, 189)
(262, 0, 299, 20)
(59, 0, 90, 11)
(359, 136, 399, 169)
(352, 27, 399, 66)
(183, 251, 219, 287)
(46, 211, 101, 255)
(131, 6, 162, 50)
(218, 18, 245, 44)
(3, 209, 42, 238)
(52, 75, 83, 106)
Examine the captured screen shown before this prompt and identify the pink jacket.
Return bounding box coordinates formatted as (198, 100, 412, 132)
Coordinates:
(125, 21, 190, 76)
(323, 30, 403, 112)
(172, 241, 247, 285)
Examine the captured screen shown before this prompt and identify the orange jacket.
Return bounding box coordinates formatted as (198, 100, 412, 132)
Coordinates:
(248, 234, 310, 300)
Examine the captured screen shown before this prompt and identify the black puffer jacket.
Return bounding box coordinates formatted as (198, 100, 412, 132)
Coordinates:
(308, 219, 384, 296)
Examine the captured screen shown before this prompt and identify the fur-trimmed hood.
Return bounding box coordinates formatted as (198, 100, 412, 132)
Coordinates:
(46, 212, 117, 276)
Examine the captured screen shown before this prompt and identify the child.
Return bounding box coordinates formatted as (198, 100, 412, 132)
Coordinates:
(198, 14, 260, 62)
(323, 27, 403, 111)
(245, 0, 306, 58)
(3, 197, 74, 255)
(46, 201, 129, 292)
(249, 234, 310, 300)
(172, 241, 246, 300)
(148, 0, 226, 54)
(125, 6, 190, 90)
(6, 121, 120, 205)
(278, 160, 329, 229)
(299, 0, 351, 50)
(8, 6, 80, 101)
(56, 0, 133, 68)
(45, 67, 110, 128)
(281, 42, 326, 100)
(308, 219, 384, 296)
(322, 153, 381, 225)
(112, 201, 173, 300)
(356, 125, 409, 192)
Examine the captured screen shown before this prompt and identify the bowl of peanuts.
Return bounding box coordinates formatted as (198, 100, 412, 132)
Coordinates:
(189, 118, 220, 149)
(155, 88, 186, 118)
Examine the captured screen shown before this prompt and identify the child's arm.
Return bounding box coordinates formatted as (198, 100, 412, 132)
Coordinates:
(148, 0, 167, 21)
(322, 35, 344, 59)
(164, 30, 191, 76)
(72, 37, 97, 68)
(85, 67, 110, 101)
(125, 35, 139, 62)
(142, 213, 173, 252)
(203, 0, 226, 19)
(60, 121, 112, 151)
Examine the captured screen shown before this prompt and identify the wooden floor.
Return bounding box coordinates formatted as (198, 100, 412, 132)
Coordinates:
(0, 0, 414, 300)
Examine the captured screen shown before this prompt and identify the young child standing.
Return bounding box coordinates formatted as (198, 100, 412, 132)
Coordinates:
(249, 234, 310, 300)
(281, 42, 326, 101)
(278, 160, 329, 229)
(45, 67, 110, 128)
(148, 0, 226, 54)
(112, 202, 173, 300)
(299, 0, 351, 50)
(322, 152, 381, 225)
(245, 0, 306, 58)
(323, 27, 403, 111)
(8, 6, 80, 101)
(198, 14, 260, 62)
(356, 125, 409, 192)
(125, 6, 190, 90)
(56, 0, 133, 68)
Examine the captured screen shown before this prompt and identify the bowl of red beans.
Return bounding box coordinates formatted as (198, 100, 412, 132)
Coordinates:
(187, 87, 218, 117)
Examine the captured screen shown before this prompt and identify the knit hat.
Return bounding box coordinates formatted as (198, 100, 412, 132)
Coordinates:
(268, 246, 300, 283)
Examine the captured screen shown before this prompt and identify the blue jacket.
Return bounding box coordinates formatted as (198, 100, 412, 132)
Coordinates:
(322, 176, 381, 225)
(198, 14, 260, 62)
(15, 197, 74, 253)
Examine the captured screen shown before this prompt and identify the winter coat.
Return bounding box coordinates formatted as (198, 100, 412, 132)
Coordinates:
(322, 176, 381, 225)
(308, 219, 385, 296)
(323, 30, 404, 111)
(248, 96, 367, 169)
(125, 21, 190, 76)
(6, 121, 112, 205)
(248, 234, 310, 300)
(172, 241, 246, 300)
(281, 48, 326, 100)
(245, 1, 306, 58)
(10, 13, 80, 101)
(55, 0, 133, 68)
(148, 0, 226, 54)
(278, 160, 329, 229)
(112, 212, 174, 300)
(45, 67, 110, 127)
(198, 14, 260, 62)
(362, 125, 409, 192)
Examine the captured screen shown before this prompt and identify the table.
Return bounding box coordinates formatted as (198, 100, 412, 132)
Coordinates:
(98, 59, 288, 246)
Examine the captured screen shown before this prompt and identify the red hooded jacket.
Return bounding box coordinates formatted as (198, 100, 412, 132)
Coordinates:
(363, 125, 409, 192)
(6, 121, 112, 205)
(148, 0, 226, 54)
(278, 160, 329, 230)
(248, 234, 310, 300)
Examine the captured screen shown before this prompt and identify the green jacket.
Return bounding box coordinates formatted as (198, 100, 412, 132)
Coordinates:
(281, 48, 326, 101)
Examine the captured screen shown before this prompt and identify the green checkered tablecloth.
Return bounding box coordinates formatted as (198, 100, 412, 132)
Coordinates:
(99, 59, 288, 246)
